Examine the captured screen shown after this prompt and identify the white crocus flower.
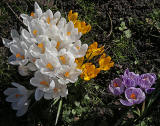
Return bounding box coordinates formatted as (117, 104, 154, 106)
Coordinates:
(2, 29, 20, 48)
(41, 10, 61, 25)
(69, 40, 88, 58)
(29, 36, 53, 58)
(20, 2, 43, 26)
(4, 82, 32, 117)
(59, 21, 82, 42)
(18, 63, 37, 76)
(47, 78, 68, 99)
(28, 19, 46, 38)
(58, 48, 75, 66)
(57, 63, 82, 84)
(35, 51, 61, 77)
(30, 71, 55, 100)
(9, 41, 29, 66)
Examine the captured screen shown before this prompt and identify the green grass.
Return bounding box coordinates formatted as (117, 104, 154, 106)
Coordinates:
(0, 0, 160, 126)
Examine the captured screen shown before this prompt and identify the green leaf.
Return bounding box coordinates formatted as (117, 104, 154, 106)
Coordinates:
(133, 107, 141, 116)
(55, 99, 63, 125)
(141, 101, 145, 114)
(124, 29, 132, 38)
(75, 101, 80, 107)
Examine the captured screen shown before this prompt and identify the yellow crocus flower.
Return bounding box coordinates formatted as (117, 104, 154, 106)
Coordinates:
(80, 63, 100, 81)
(99, 53, 114, 71)
(68, 10, 91, 34)
(86, 42, 104, 60)
(75, 57, 84, 69)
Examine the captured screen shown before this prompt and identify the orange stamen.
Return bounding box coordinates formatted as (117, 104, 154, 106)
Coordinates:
(56, 41, 60, 49)
(31, 12, 35, 17)
(76, 46, 80, 50)
(130, 93, 136, 99)
(38, 43, 45, 53)
(64, 72, 69, 77)
(33, 30, 38, 36)
(53, 88, 59, 93)
(67, 32, 71, 36)
(15, 94, 22, 98)
(40, 81, 49, 86)
(16, 53, 24, 59)
(59, 56, 66, 64)
(113, 83, 119, 87)
(46, 17, 50, 24)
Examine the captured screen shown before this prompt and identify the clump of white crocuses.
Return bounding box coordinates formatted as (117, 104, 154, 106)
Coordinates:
(3, 2, 88, 116)
(3, 2, 114, 118)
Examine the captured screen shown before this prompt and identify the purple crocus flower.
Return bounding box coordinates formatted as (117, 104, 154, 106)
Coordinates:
(120, 87, 145, 106)
(122, 69, 139, 88)
(109, 78, 125, 95)
(138, 73, 156, 94)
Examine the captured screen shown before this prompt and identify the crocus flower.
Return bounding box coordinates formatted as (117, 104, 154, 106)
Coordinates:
(4, 82, 32, 116)
(122, 69, 139, 88)
(80, 63, 100, 81)
(109, 78, 125, 95)
(86, 42, 104, 60)
(68, 10, 91, 34)
(120, 87, 145, 106)
(138, 73, 156, 94)
(98, 53, 114, 71)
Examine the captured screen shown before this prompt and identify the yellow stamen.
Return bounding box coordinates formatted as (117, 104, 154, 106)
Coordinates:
(64, 72, 69, 77)
(33, 30, 38, 36)
(59, 56, 66, 64)
(46, 63, 54, 70)
(67, 32, 71, 36)
(56, 41, 60, 49)
(46, 17, 51, 24)
(40, 81, 49, 86)
(130, 93, 136, 99)
(31, 12, 35, 17)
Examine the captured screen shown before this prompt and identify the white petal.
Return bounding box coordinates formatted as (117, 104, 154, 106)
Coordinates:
(2, 38, 13, 48)
(35, 88, 44, 101)
(18, 65, 29, 76)
(16, 101, 29, 117)
(3, 88, 17, 95)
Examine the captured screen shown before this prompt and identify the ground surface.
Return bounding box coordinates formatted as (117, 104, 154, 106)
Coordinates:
(0, 0, 160, 126)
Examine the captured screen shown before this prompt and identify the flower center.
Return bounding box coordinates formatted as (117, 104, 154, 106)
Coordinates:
(38, 43, 45, 53)
(33, 29, 38, 36)
(59, 56, 66, 64)
(46, 63, 54, 70)
(16, 53, 24, 59)
(64, 72, 70, 78)
(67, 32, 71, 36)
(113, 83, 119, 87)
(56, 41, 60, 49)
(130, 93, 136, 99)
(40, 81, 49, 86)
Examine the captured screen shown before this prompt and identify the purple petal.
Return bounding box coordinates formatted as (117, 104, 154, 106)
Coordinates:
(145, 88, 155, 94)
(120, 99, 133, 106)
